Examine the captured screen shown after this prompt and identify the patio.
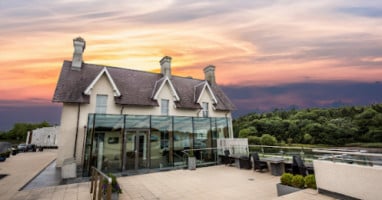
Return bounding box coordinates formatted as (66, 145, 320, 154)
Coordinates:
(116, 165, 333, 200)
(3, 150, 334, 200)
(14, 165, 333, 200)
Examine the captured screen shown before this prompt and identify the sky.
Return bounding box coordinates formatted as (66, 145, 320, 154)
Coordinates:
(1, 0, 382, 130)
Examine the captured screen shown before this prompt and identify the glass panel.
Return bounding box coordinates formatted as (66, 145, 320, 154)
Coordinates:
(124, 129, 149, 170)
(125, 115, 150, 129)
(161, 99, 169, 115)
(95, 95, 108, 113)
(202, 102, 209, 117)
(136, 130, 148, 168)
(83, 114, 94, 176)
(150, 116, 173, 168)
(125, 130, 135, 170)
(216, 117, 228, 155)
(216, 117, 229, 138)
(92, 114, 123, 173)
(193, 118, 215, 166)
(173, 116, 193, 167)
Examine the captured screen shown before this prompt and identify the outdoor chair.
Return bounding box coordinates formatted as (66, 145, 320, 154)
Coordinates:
(221, 150, 235, 166)
(252, 152, 268, 172)
(284, 162, 293, 173)
(292, 155, 314, 176)
(239, 156, 252, 169)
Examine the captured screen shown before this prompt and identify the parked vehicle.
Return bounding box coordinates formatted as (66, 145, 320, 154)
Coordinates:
(18, 143, 27, 152)
(26, 144, 37, 152)
(11, 146, 19, 155)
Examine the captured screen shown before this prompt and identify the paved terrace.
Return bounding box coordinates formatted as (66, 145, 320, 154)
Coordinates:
(0, 150, 333, 200)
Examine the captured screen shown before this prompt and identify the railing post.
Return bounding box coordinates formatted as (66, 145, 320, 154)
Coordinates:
(93, 172, 97, 200)
(97, 175, 103, 200)
(90, 167, 94, 193)
(106, 180, 112, 200)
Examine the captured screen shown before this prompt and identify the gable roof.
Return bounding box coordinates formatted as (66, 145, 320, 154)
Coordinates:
(151, 77, 180, 101)
(194, 81, 218, 104)
(84, 67, 121, 97)
(53, 60, 236, 111)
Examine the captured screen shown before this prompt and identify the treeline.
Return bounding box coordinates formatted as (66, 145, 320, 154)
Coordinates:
(0, 122, 51, 142)
(233, 104, 382, 145)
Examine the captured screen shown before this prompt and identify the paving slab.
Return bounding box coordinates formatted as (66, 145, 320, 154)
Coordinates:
(0, 150, 334, 200)
(0, 150, 57, 200)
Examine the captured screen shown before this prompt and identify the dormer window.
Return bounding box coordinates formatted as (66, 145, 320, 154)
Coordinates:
(202, 102, 209, 117)
(161, 99, 169, 116)
(96, 94, 108, 113)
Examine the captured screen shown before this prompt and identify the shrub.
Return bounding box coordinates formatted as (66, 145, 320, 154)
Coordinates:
(260, 134, 277, 146)
(304, 175, 316, 189)
(280, 173, 293, 186)
(103, 174, 122, 194)
(248, 136, 261, 145)
(291, 175, 305, 189)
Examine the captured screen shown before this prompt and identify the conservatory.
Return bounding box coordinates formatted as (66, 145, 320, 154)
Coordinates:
(82, 114, 231, 176)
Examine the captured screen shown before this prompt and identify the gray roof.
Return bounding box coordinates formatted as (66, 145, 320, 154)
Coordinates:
(53, 61, 235, 111)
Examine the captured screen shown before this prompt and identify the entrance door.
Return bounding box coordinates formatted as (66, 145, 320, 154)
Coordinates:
(124, 130, 149, 170)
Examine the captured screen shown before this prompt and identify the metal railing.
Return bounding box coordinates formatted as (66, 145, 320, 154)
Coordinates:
(178, 145, 382, 169)
(90, 166, 112, 200)
(312, 149, 382, 166)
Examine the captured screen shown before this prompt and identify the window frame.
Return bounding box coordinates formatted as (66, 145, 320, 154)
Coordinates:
(161, 99, 169, 116)
(202, 102, 209, 117)
(95, 94, 108, 113)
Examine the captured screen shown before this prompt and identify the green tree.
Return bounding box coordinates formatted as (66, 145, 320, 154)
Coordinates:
(260, 134, 277, 146)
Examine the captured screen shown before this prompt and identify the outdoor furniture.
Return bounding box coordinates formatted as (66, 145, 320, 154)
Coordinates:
(261, 157, 284, 176)
(252, 152, 268, 172)
(292, 155, 314, 176)
(284, 162, 293, 173)
(221, 150, 235, 166)
(239, 156, 252, 169)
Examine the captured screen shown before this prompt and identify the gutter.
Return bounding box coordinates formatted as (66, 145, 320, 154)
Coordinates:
(73, 103, 80, 158)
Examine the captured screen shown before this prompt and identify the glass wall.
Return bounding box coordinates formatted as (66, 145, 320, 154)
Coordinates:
(83, 114, 123, 176)
(173, 117, 193, 167)
(193, 118, 215, 165)
(124, 116, 150, 170)
(83, 114, 231, 176)
(151, 116, 172, 168)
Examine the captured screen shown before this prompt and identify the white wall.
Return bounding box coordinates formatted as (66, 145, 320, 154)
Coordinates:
(314, 160, 382, 200)
(57, 74, 233, 167)
(30, 126, 59, 146)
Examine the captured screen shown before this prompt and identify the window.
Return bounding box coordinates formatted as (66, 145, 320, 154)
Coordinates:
(202, 102, 209, 117)
(161, 99, 169, 115)
(96, 95, 108, 113)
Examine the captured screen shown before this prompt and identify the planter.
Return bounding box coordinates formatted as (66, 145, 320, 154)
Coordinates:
(0, 156, 6, 162)
(276, 183, 302, 196)
(103, 192, 119, 200)
(188, 157, 196, 170)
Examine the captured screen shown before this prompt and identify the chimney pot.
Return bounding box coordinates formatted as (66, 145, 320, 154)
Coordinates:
(204, 65, 216, 85)
(160, 56, 172, 77)
(71, 37, 86, 70)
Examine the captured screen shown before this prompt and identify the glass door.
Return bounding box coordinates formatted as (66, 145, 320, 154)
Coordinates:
(125, 130, 149, 170)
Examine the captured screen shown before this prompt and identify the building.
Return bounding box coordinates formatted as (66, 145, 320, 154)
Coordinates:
(53, 37, 235, 176)
(26, 126, 59, 147)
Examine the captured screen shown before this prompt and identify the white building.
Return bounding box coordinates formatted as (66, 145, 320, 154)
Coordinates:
(26, 126, 59, 147)
(52, 37, 235, 177)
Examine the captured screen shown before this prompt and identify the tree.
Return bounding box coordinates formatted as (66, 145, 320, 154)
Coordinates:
(238, 126, 257, 138)
(260, 134, 277, 146)
(303, 133, 313, 144)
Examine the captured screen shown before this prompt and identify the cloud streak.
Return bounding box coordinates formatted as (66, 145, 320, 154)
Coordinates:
(1, 0, 382, 129)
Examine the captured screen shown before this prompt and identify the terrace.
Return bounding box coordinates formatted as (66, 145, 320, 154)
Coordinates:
(4, 145, 381, 200)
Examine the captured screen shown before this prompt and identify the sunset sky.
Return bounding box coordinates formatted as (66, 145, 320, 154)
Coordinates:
(1, 0, 382, 130)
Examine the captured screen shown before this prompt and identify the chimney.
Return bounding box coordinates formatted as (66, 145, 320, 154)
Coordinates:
(160, 56, 172, 77)
(71, 37, 86, 70)
(204, 65, 216, 85)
